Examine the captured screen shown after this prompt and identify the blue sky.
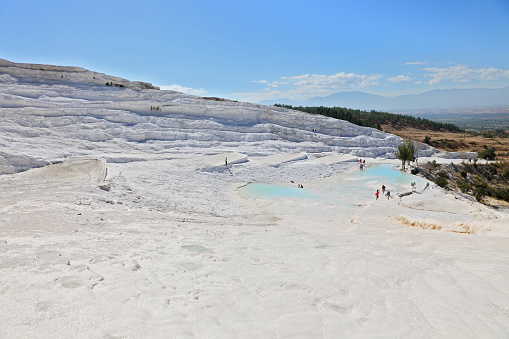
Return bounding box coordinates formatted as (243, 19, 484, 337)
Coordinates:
(1, 0, 509, 103)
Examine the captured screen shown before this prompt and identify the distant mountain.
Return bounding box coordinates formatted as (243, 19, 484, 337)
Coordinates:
(259, 87, 509, 112)
(305, 91, 390, 110)
(388, 87, 509, 111)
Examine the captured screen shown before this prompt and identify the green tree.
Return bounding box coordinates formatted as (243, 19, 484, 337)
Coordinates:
(478, 147, 496, 160)
(273, 105, 462, 132)
(395, 139, 416, 171)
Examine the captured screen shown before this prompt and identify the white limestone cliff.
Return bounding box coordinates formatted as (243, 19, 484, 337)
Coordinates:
(0, 58, 460, 174)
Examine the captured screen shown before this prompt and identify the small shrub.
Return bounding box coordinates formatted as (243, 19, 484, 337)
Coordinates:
(423, 161, 440, 171)
(424, 135, 431, 144)
(437, 171, 449, 179)
(473, 181, 491, 201)
(435, 176, 448, 188)
(456, 180, 471, 193)
(493, 188, 509, 202)
(460, 170, 467, 178)
(502, 167, 509, 180)
(474, 191, 484, 201)
(411, 168, 419, 175)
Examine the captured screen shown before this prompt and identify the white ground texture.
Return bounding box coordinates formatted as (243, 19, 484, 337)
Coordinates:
(1, 59, 508, 338)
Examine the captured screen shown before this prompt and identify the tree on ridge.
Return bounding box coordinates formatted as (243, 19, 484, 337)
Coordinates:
(395, 139, 417, 171)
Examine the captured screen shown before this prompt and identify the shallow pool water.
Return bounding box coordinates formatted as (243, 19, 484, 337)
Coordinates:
(354, 164, 418, 181)
(349, 164, 429, 192)
(238, 164, 429, 202)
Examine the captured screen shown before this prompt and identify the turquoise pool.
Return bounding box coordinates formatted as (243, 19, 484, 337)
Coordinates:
(350, 164, 429, 191)
(238, 164, 429, 202)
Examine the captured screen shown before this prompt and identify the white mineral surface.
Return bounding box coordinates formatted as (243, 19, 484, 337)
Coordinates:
(0, 59, 507, 338)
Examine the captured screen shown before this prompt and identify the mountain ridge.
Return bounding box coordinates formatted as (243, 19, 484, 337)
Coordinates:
(260, 86, 509, 111)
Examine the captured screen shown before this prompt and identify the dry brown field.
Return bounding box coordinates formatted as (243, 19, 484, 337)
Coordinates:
(382, 124, 509, 159)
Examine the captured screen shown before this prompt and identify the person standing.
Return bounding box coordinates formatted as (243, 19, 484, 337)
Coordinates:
(225, 157, 228, 166)
(386, 190, 391, 200)
(375, 190, 379, 200)
(382, 185, 386, 194)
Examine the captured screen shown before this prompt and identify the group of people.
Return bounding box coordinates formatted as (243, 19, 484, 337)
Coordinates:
(375, 184, 391, 200)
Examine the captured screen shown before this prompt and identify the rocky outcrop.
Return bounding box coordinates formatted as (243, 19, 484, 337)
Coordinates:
(0, 58, 160, 90)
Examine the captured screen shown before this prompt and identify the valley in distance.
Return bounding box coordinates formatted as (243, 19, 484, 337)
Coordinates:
(264, 86, 509, 157)
(387, 106, 509, 158)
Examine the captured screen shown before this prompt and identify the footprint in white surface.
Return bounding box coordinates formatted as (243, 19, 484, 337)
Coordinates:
(55, 275, 87, 289)
(55, 269, 104, 289)
(88, 254, 115, 264)
(181, 244, 211, 254)
(35, 250, 68, 264)
(177, 261, 203, 272)
(122, 259, 141, 271)
(166, 296, 189, 307)
(89, 274, 104, 288)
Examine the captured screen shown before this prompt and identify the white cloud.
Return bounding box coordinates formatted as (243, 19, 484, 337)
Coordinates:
(406, 61, 426, 65)
(253, 80, 285, 88)
(387, 75, 413, 83)
(281, 72, 382, 88)
(252, 80, 269, 85)
(235, 64, 509, 103)
(476, 67, 509, 81)
(423, 64, 509, 84)
(160, 85, 208, 96)
(239, 72, 383, 102)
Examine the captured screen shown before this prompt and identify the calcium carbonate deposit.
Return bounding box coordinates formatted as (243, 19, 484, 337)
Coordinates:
(1, 59, 508, 338)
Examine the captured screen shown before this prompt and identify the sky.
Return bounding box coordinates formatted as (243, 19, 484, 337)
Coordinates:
(1, 0, 509, 103)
